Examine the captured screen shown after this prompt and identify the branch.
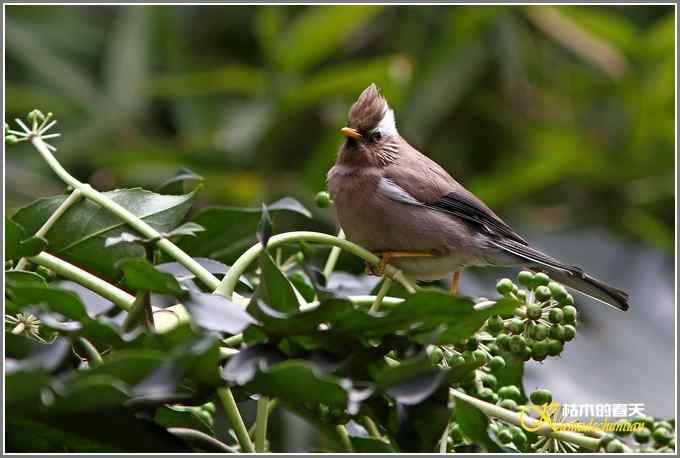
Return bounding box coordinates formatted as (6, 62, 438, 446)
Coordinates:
(15, 188, 82, 270)
(216, 231, 418, 297)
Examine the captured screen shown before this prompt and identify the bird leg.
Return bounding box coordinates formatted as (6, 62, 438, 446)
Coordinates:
(366, 251, 433, 276)
(450, 271, 461, 296)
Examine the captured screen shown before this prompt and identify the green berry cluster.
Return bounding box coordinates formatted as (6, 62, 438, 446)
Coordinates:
(487, 271, 578, 362)
(599, 416, 675, 453)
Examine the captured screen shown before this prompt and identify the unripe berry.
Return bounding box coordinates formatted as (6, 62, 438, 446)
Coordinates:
(517, 270, 534, 288)
(428, 346, 444, 365)
(563, 305, 578, 324)
(478, 387, 497, 403)
(546, 339, 563, 356)
(315, 191, 332, 208)
(606, 439, 625, 453)
(599, 433, 615, 448)
(5, 135, 19, 145)
(530, 388, 552, 405)
(496, 333, 511, 350)
(480, 372, 497, 389)
(497, 278, 515, 296)
(499, 398, 519, 411)
(562, 324, 576, 341)
(548, 281, 567, 302)
(548, 308, 564, 324)
(498, 385, 522, 401)
(532, 341, 549, 361)
(497, 428, 513, 444)
(465, 336, 479, 351)
(535, 286, 551, 301)
(529, 323, 549, 341)
(486, 342, 500, 355)
(653, 428, 672, 445)
(472, 349, 488, 365)
(511, 426, 527, 447)
(633, 428, 651, 444)
(487, 315, 504, 334)
(488, 356, 506, 372)
(532, 272, 550, 288)
(562, 293, 574, 306)
(549, 324, 565, 341)
(447, 354, 465, 367)
(509, 335, 526, 355)
(506, 318, 525, 334)
(526, 304, 542, 320)
(654, 420, 673, 431)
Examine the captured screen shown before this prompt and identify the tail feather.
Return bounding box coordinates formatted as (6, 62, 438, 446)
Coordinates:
(488, 239, 629, 311)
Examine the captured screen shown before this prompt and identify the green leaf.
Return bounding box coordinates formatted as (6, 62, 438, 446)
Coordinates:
(454, 397, 504, 452)
(7, 286, 123, 347)
(13, 188, 197, 280)
(257, 204, 272, 247)
(48, 374, 129, 415)
(155, 168, 204, 195)
(179, 197, 311, 262)
(78, 350, 165, 385)
(116, 257, 185, 296)
(351, 436, 396, 453)
(274, 6, 384, 72)
(258, 251, 299, 313)
(5, 270, 48, 289)
(245, 360, 348, 409)
(182, 291, 258, 334)
(154, 405, 214, 436)
(6, 218, 47, 261)
(164, 222, 205, 239)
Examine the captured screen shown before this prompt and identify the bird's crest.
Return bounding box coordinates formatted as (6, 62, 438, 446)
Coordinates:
(348, 84, 388, 132)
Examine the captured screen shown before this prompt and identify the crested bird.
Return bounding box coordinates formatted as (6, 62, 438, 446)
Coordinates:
(327, 84, 629, 311)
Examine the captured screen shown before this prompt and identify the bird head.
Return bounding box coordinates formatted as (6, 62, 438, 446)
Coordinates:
(338, 84, 399, 165)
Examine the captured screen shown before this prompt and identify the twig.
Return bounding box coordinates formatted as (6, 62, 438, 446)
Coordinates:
(217, 387, 255, 453)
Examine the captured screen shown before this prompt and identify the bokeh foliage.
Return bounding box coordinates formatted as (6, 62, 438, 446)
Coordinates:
(5, 5, 674, 248)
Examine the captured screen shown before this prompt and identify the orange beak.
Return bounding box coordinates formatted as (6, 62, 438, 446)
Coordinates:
(340, 127, 362, 140)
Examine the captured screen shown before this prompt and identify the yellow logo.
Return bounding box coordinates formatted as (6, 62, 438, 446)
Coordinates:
(518, 402, 645, 433)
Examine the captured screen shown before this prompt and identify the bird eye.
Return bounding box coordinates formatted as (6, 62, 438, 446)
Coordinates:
(372, 130, 382, 141)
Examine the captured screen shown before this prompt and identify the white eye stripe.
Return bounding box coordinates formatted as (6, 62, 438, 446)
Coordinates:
(373, 107, 398, 137)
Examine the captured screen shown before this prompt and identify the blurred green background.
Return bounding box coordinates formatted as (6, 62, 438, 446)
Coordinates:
(5, 5, 674, 254)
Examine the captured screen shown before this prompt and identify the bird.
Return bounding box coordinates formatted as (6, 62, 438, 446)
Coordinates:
(326, 84, 629, 311)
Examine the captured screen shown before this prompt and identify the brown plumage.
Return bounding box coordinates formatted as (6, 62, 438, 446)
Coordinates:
(327, 84, 630, 311)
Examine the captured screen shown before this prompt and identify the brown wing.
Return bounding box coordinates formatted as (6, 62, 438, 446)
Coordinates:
(386, 138, 528, 245)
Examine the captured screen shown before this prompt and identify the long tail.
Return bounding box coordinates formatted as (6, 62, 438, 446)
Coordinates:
(488, 239, 629, 311)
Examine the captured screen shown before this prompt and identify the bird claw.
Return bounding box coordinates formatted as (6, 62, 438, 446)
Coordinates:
(366, 257, 388, 276)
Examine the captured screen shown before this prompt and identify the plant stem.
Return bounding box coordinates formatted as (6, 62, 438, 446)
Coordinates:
(335, 424, 354, 452)
(31, 136, 220, 290)
(369, 278, 393, 313)
(254, 397, 270, 452)
(167, 427, 237, 453)
(78, 337, 103, 365)
(217, 387, 254, 453)
(217, 231, 417, 297)
(362, 416, 383, 440)
(322, 229, 344, 279)
(15, 188, 82, 270)
(29, 252, 135, 310)
(448, 388, 600, 450)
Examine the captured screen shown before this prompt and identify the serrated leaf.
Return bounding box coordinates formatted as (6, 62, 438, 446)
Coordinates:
(13, 188, 197, 280)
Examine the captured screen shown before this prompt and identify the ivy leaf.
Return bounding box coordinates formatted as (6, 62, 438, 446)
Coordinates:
(454, 397, 506, 452)
(256, 204, 272, 247)
(222, 344, 286, 385)
(258, 251, 300, 313)
(6, 218, 47, 261)
(12, 188, 197, 280)
(155, 168, 204, 195)
(178, 197, 311, 262)
(5, 270, 48, 289)
(182, 291, 258, 334)
(156, 258, 229, 281)
(116, 257, 185, 296)
(164, 222, 205, 239)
